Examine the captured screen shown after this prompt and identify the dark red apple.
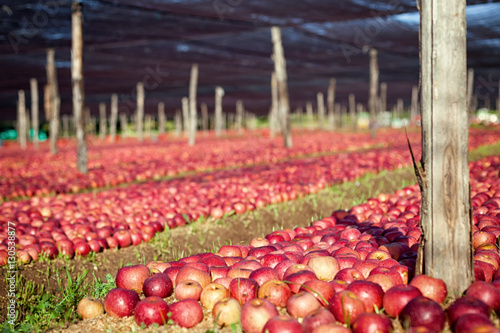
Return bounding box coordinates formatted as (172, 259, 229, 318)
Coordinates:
(446, 295, 490, 325)
(348, 280, 384, 313)
(229, 277, 259, 305)
(134, 296, 169, 327)
(399, 296, 446, 332)
(328, 290, 366, 325)
(465, 280, 500, 312)
(383, 284, 422, 317)
(103, 288, 140, 318)
(169, 298, 203, 328)
(352, 312, 392, 333)
(142, 272, 173, 298)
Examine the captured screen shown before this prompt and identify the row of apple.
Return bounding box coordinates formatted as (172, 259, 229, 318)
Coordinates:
(0, 129, 402, 200)
(2, 128, 499, 200)
(78, 156, 500, 332)
(2, 138, 500, 265)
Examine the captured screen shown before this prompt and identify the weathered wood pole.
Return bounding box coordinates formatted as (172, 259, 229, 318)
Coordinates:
(99, 102, 106, 139)
(109, 94, 118, 142)
(136, 82, 144, 142)
(120, 113, 127, 139)
(71, 1, 87, 173)
(158, 102, 165, 135)
(46, 48, 60, 154)
(84, 107, 91, 134)
(30, 78, 39, 149)
(145, 113, 152, 137)
(201, 103, 209, 133)
(182, 97, 189, 136)
(466, 68, 474, 115)
(316, 92, 325, 131)
(420, 0, 472, 293)
(17, 90, 27, 150)
(270, 72, 279, 137)
(306, 102, 314, 130)
(368, 48, 379, 138)
(236, 100, 244, 134)
(62, 114, 69, 137)
(215, 86, 224, 137)
(271, 26, 292, 148)
(174, 110, 182, 137)
(188, 63, 198, 146)
(327, 79, 336, 132)
(349, 93, 356, 131)
(380, 82, 387, 112)
(410, 85, 419, 125)
(334, 103, 341, 128)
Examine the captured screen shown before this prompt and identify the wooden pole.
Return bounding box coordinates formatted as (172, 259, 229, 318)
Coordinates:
(215, 86, 224, 137)
(306, 102, 314, 130)
(109, 94, 118, 142)
(62, 114, 69, 137)
(136, 82, 144, 142)
(420, 0, 472, 293)
(201, 103, 208, 133)
(236, 100, 244, 134)
(71, 1, 87, 173)
(188, 63, 198, 146)
(368, 48, 379, 138)
(182, 96, 189, 136)
(30, 78, 39, 149)
(271, 26, 292, 148)
(174, 109, 182, 137)
(328, 78, 336, 132)
(145, 113, 152, 137)
(341, 105, 347, 128)
(380, 82, 387, 112)
(334, 103, 341, 128)
(17, 90, 27, 150)
(316, 92, 325, 131)
(410, 85, 418, 125)
(46, 48, 60, 154)
(349, 93, 356, 131)
(158, 102, 165, 135)
(466, 68, 474, 115)
(120, 113, 127, 139)
(270, 72, 279, 137)
(99, 102, 106, 139)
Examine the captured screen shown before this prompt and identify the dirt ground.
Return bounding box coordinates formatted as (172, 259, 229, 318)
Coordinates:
(0, 167, 417, 332)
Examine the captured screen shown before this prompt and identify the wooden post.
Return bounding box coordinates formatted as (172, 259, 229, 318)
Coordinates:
(349, 93, 356, 131)
(215, 86, 224, 137)
(99, 102, 106, 139)
(466, 68, 474, 115)
(136, 82, 144, 142)
(46, 49, 60, 154)
(306, 102, 314, 130)
(62, 114, 69, 137)
(145, 113, 152, 137)
(109, 94, 118, 142)
(334, 103, 341, 128)
(71, 1, 87, 173)
(328, 79, 336, 132)
(380, 82, 387, 112)
(120, 113, 127, 139)
(356, 103, 364, 126)
(341, 105, 347, 128)
(396, 99, 404, 120)
(271, 26, 292, 148)
(158, 102, 165, 135)
(17, 90, 27, 150)
(368, 49, 379, 138)
(270, 72, 279, 137)
(30, 78, 39, 149)
(420, 0, 472, 294)
(236, 100, 244, 134)
(182, 96, 189, 136)
(201, 103, 209, 134)
(222, 112, 227, 133)
(188, 63, 198, 146)
(410, 86, 418, 125)
(316, 92, 325, 131)
(174, 109, 182, 137)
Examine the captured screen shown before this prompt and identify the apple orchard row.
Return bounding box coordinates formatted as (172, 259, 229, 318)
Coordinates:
(80, 154, 500, 332)
(1, 131, 500, 264)
(1, 128, 499, 200)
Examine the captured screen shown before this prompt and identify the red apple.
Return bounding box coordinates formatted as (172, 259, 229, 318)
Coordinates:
(329, 290, 365, 325)
(409, 274, 447, 303)
(285, 271, 318, 294)
(302, 307, 336, 333)
(142, 272, 173, 298)
(134, 296, 169, 327)
(366, 274, 395, 292)
(229, 277, 259, 305)
(383, 284, 422, 317)
(299, 279, 335, 306)
(335, 268, 364, 283)
(348, 280, 384, 313)
(241, 298, 279, 333)
(174, 279, 203, 301)
(262, 315, 303, 333)
(286, 291, 321, 318)
(116, 264, 150, 292)
(113, 229, 132, 248)
(446, 295, 490, 325)
(399, 296, 446, 332)
(249, 267, 279, 286)
(201, 283, 229, 310)
(258, 279, 292, 308)
(453, 313, 496, 333)
(169, 298, 203, 328)
(466, 280, 500, 312)
(313, 323, 352, 333)
(352, 312, 392, 333)
(103, 288, 140, 318)
(176, 266, 211, 289)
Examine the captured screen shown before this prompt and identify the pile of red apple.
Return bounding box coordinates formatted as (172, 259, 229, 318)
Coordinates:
(80, 154, 500, 332)
(1, 127, 498, 200)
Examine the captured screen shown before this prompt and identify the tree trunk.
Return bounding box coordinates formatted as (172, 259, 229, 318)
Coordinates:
(109, 94, 118, 142)
(236, 100, 244, 134)
(145, 113, 152, 138)
(410, 85, 419, 125)
(158, 102, 165, 135)
(306, 102, 314, 130)
(99, 102, 106, 139)
(136, 82, 144, 142)
(328, 78, 336, 132)
(120, 113, 127, 139)
(30, 78, 39, 149)
(71, 1, 87, 173)
(174, 109, 182, 137)
(215, 86, 224, 137)
(349, 93, 356, 131)
(17, 90, 27, 150)
(270, 72, 279, 138)
(189, 63, 198, 146)
(380, 82, 387, 112)
(396, 99, 404, 120)
(201, 103, 208, 134)
(62, 114, 69, 137)
(368, 49, 379, 138)
(466, 68, 474, 116)
(46, 48, 60, 155)
(419, 0, 472, 294)
(182, 96, 189, 136)
(271, 26, 292, 148)
(316, 92, 325, 131)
